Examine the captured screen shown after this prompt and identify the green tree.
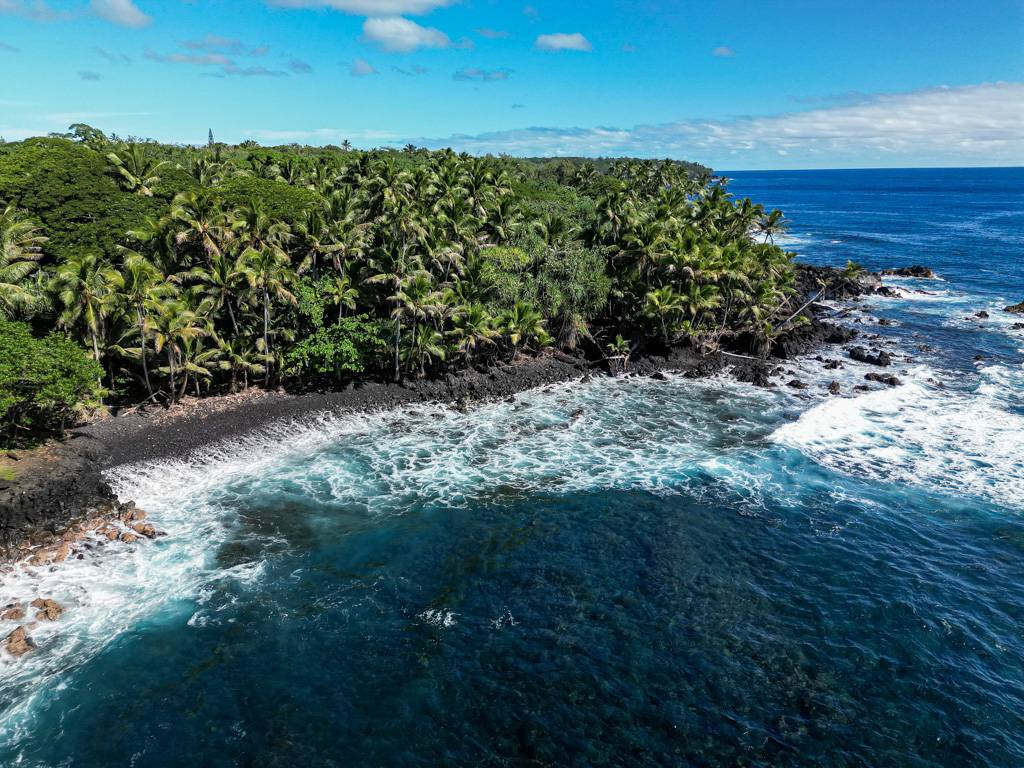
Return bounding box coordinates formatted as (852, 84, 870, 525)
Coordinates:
(0, 204, 46, 317)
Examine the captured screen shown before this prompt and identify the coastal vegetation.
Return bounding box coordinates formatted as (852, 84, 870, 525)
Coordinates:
(0, 126, 795, 444)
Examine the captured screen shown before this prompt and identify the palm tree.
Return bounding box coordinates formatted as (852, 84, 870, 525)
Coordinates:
(170, 191, 234, 266)
(151, 299, 206, 403)
(755, 209, 788, 244)
(405, 326, 445, 378)
(450, 303, 497, 365)
(0, 204, 46, 318)
(52, 252, 123, 381)
(502, 302, 548, 360)
(215, 336, 266, 393)
(239, 245, 297, 383)
(324, 275, 359, 321)
(182, 250, 248, 338)
(107, 144, 168, 196)
(644, 285, 684, 342)
(119, 250, 169, 395)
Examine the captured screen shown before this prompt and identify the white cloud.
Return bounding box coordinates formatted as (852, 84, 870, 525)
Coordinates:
(90, 0, 150, 27)
(362, 16, 451, 52)
(267, 0, 454, 14)
(712, 45, 735, 57)
(535, 32, 592, 52)
(408, 83, 1024, 169)
(350, 57, 377, 76)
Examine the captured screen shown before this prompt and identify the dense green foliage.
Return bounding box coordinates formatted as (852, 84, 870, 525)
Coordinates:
(0, 319, 103, 444)
(0, 125, 796, 438)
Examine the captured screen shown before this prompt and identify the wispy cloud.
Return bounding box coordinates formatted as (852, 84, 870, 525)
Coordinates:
(392, 64, 428, 76)
(407, 83, 1024, 169)
(144, 36, 306, 78)
(350, 57, 377, 76)
(454, 67, 510, 82)
(181, 35, 268, 57)
(0, 41, 19, 52)
(0, 0, 150, 26)
(267, 0, 454, 14)
(475, 27, 508, 39)
(78, 70, 102, 80)
(90, 0, 149, 27)
(535, 32, 592, 52)
(712, 45, 735, 58)
(362, 16, 462, 52)
(93, 45, 131, 63)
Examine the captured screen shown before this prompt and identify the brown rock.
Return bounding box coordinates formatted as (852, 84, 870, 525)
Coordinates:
(32, 599, 63, 622)
(1, 605, 25, 621)
(828, 381, 841, 395)
(28, 542, 70, 566)
(133, 522, 157, 539)
(120, 532, 139, 544)
(4, 627, 35, 657)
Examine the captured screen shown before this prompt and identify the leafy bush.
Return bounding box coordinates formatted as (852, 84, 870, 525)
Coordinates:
(0, 320, 103, 444)
(284, 315, 387, 377)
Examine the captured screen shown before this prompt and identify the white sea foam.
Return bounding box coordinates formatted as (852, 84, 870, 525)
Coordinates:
(772, 365, 1024, 508)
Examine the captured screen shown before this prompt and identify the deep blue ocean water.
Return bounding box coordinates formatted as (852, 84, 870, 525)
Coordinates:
(1, 168, 1022, 767)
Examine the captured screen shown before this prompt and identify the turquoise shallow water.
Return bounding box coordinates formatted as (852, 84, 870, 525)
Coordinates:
(1, 168, 1022, 766)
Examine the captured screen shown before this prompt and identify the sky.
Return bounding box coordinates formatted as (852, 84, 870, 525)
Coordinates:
(0, 0, 1022, 169)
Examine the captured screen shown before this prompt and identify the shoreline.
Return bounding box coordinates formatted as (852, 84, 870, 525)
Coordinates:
(0, 263, 874, 563)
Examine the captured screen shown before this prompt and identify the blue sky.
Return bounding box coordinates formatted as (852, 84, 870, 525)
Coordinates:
(0, 0, 1022, 168)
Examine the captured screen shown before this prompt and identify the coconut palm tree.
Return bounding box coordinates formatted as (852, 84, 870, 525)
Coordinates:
(450, 303, 497, 365)
(119, 249, 170, 395)
(238, 245, 297, 383)
(502, 302, 548, 360)
(181, 250, 248, 338)
(405, 325, 445, 378)
(644, 285, 685, 342)
(170, 191, 234, 266)
(151, 299, 206, 403)
(0, 204, 46, 318)
(52, 252, 123, 380)
(107, 144, 168, 196)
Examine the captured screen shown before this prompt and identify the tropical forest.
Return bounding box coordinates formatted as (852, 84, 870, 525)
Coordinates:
(0, 125, 794, 444)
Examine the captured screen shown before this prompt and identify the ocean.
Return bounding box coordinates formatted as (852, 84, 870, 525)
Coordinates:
(1, 167, 1022, 767)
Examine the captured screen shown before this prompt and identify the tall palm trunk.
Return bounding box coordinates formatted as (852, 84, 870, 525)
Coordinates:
(167, 349, 177, 405)
(263, 286, 271, 385)
(136, 305, 153, 395)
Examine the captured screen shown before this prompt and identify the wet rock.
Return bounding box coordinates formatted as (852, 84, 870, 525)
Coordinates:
(4, 626, 35, 657)
(132, 522, 158, 539)
(98, 525, 120, 541)
(865, 372, 902, 387)
(882, 265, 936, 279)
(1, 604, 25, 621)
(28, 542, 70, 566)
(853, 384, 871, 392)
(828, 381, 841, 395)
(120, 532, 138, 543)
(974, 311, 989, 319)
(849, 347, 892, 367)
(1012, 323, 1024, 330)
(787, 379, 808, 390)
(1004, 301, 1024, 314)
(823, 359, 843, 370)
(30, 598, 62, 622)
(732, 361, 774, 388)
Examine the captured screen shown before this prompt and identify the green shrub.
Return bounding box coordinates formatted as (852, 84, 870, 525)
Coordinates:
(0, 320, 103, 444)
(284, 315, 387, 377)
